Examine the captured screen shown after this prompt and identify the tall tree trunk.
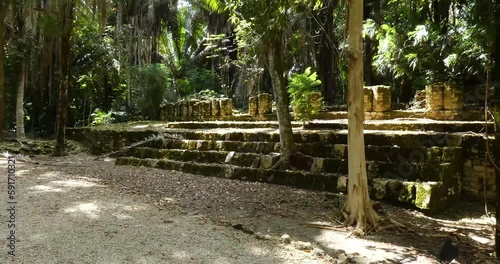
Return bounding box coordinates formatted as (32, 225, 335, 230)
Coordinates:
(344, 0, 380, 230)
(268, 38, 297, 169)
(493, 0, 500, 258)
(54, 0, 74, 156)
(316, 0, 337, 105)
(16, 63, 26, 139)
(0, 0, 9, 141)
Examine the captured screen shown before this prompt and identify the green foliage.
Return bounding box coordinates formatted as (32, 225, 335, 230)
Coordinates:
(288, 67, 323, 121)
(186, 89, 219, 100)
(90, 109, 115, 126)
(131, 64, 173, 120)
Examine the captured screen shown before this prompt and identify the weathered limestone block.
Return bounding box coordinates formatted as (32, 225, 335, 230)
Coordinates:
(210, 99, 220, 118)
(363, 88, 374, 112)
(367, 85, 391, 112)
(414, 182, 448, 212)
(372, 179, 388, 200)
(181, 100, 189, 120)
(192, 102, 201, 120)
(201, 100, 212, 119)
(443, 82, 464, 110)
(426, 83, 444, 111)
(220, 98, 233, 117)
(337, 176, 347, 192)
(310, 158, 324, 173)
(258, 93, 273, 116)
(249, 96, 258, 116)
(177, 102, 183, 120)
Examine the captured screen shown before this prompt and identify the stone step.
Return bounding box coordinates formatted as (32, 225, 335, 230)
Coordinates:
(305, 119, 492, 133)
(115, 157, 456, 213)
(115, 157, 340, 192)
(129, 148, 461, 184)
(143, 138, 463, 163)
(165, 121, 303, 129)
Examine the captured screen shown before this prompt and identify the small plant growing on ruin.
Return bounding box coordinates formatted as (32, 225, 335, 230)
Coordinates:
(288, 67, 323, 123)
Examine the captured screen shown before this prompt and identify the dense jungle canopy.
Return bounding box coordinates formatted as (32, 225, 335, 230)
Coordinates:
(0, 0, 499, 139)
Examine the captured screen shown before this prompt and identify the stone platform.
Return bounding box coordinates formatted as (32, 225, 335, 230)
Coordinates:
(67, 117, 494, 214)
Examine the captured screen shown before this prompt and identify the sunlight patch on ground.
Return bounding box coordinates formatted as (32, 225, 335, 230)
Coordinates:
(111, 212, 134, 220)
(51, 179, 102, 188)
(132, 125, 149, 129)
(314, 229, 433, 263)
(39, 171, 63, 178)
(29, 185, 64, 193)
(64, 202, 100, 219)
(248, 246, 271, 256)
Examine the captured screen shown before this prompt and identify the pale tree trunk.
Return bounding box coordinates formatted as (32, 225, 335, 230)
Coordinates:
(344, 0, 380, 230)
(54, 0, 74, 156)
(15, 3, 26, 139)
(268, 38, 297, 169)
(0, 0, 9, 141)
(16, 63, 26, 139)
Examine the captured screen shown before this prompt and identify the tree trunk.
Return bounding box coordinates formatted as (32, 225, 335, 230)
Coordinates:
(54, 0, 74, 156)
(344, 0, 380, 230)
(16, 63, 26, 139)
(0, 0, 9, 141)
(316, 0, 338, 105)
(268, 39, 297, 169)
(493, 0, 500, 258)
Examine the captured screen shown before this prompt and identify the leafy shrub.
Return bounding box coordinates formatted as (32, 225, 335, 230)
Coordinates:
(90, 109, 115, 126)
(131, 64, 172, 120)
(288, 67, 323, 122)
(186, 89, 219, 100)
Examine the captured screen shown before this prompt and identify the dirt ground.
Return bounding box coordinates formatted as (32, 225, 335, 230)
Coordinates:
(0, 153, 498, 264)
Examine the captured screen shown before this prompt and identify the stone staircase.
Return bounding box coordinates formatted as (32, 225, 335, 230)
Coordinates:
(67, 118, 492, 213)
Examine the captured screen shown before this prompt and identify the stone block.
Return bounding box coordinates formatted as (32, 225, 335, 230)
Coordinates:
(333, 144, 347, 160)
(367, 85, 391, 112)
(372, 179, 388, 200)
(258, 93, 273, 115)
(363, 88, 374, 112)
(443, 82, 464, 110)
(415, 182, 449, 212)
(337, 176, 347, 192)
(220, 98, 233, 117)
(249, 96, 258, 116)
(426, 83, 444, 111)
(211, 99, 221, 117)
(310, 158, 324, 173)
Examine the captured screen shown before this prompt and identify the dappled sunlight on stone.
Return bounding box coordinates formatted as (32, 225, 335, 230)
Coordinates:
(64, 202, 100, 219)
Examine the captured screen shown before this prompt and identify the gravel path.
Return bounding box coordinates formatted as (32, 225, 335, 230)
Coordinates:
(0, 156, 331, 264)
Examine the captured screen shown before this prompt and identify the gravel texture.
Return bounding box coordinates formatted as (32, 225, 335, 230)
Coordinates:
(0, 155, 332, 264)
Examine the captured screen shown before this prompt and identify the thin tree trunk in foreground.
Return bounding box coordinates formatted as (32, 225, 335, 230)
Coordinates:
(344, 0, 380, 230)
(54, 0, 74, 156)
(268, 38, 297, 169)
(493, 0, 500, 257)
(0, 1, 9, 141)
(16, 63, 26, 139)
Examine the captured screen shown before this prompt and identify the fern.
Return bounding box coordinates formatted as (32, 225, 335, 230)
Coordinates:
(288, 67, 323, 122)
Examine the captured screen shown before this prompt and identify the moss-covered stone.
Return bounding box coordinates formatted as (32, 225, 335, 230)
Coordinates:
(372, 179, 388, 200)
(442, 147, 462, 163)
(414, 182, 446, 212)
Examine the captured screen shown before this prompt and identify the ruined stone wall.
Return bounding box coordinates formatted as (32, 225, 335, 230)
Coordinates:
(425, 83, 464, 120)
(160, 98, 233, 121)
(364, 85, 391, 113)
(462, 136, 496, 202)
(248, 93, 273, 118)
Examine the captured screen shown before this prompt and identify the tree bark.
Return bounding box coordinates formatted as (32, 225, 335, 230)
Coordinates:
(316, 0, 338, 105)
(493, 0, 500, 258)
(268, 38, 297, 168)
(54, 0, 74, 156)
(0, 0, 9, 141)
(16, 63, 26, 139)
(344, 0, 380, 230)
